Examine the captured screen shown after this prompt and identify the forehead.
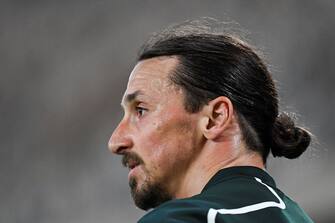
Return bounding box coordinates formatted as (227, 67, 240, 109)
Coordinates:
(123, 56, 179, 101)
(129, 56, 178, 86)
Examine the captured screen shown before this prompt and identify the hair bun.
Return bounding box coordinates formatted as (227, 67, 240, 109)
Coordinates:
(271, 113, 311, 159)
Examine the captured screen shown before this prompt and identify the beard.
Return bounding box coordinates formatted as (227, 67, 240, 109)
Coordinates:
(129, 174, 172, 211)
(122, 152, 172, 210)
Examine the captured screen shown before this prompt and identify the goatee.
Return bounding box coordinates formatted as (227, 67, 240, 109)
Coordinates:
(130, 176, 172, 211)
(121, 152, 172, 210)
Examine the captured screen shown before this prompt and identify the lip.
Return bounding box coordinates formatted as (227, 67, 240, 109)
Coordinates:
(128, 164, 141, 180)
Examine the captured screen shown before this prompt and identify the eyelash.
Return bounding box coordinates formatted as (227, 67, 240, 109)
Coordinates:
(135, 106, 148, 117)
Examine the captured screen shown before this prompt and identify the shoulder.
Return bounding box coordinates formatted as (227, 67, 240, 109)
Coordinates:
(138, 176, 277, 223)
(138, 175, 314, 223)
(138, 198, 210, 223)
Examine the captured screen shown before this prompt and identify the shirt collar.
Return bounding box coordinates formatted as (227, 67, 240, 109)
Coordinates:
(202, 166, 276, 192)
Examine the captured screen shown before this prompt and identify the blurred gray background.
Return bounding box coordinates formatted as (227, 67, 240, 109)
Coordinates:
(1, 0, 334, 222)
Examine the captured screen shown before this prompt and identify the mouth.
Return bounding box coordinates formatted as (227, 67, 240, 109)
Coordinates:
(126, 159, 140, 170)
(122, 153, 143, 171)
(127, 160, 142, 180)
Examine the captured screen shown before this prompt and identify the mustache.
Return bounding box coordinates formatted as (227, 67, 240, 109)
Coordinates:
(121, 152, 144, 167)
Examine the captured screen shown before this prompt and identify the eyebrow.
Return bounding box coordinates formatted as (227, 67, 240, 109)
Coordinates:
(121, 90, 143, 107)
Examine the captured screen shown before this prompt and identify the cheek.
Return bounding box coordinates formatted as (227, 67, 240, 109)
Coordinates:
(132, 121, 166, 170)
(142, 118, 195, 173)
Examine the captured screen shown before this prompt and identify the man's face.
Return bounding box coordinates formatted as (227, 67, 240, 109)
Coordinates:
(109, 57, 202, 210)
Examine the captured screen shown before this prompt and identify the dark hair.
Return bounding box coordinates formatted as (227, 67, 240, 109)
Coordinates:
(137, 19, 311, 162)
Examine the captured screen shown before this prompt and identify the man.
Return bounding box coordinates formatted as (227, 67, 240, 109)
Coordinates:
(108, 19, 314, 222)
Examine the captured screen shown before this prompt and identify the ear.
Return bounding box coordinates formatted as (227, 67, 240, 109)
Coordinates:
(199, 96, 233, 140)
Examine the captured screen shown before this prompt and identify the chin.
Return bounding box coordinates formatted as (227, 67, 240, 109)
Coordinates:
(130, 177, 172, 211)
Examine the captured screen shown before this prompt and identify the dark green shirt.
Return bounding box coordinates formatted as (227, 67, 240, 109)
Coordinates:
(138, 166, 313, 223)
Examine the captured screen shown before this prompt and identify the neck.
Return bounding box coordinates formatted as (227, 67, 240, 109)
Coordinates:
(172, 142, 265, 199)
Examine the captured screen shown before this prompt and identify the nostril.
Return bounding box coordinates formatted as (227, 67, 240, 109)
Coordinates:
(116, 146, 129, 154)
(108, 120, 133, 154)
(108, 123, 133, 154)
(108, 137, 133, 154)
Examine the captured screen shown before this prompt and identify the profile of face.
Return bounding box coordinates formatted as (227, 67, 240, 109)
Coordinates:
(108, 57, 203, 210)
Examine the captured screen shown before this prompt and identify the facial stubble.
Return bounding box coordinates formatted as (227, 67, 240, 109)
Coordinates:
(122, 152, 172, 210)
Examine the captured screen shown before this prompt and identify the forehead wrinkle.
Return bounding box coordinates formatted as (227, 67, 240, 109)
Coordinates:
(122, 57, 181, 108)
(128, 56, 179, 83)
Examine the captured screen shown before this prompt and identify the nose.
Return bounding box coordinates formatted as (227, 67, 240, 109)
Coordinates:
(108, 119, 133, 154)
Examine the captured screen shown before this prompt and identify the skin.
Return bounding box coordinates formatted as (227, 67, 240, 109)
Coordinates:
(108, 56, 264, 210)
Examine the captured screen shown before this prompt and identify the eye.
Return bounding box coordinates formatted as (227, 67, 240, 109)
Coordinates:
(135, 106, 147, 117)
